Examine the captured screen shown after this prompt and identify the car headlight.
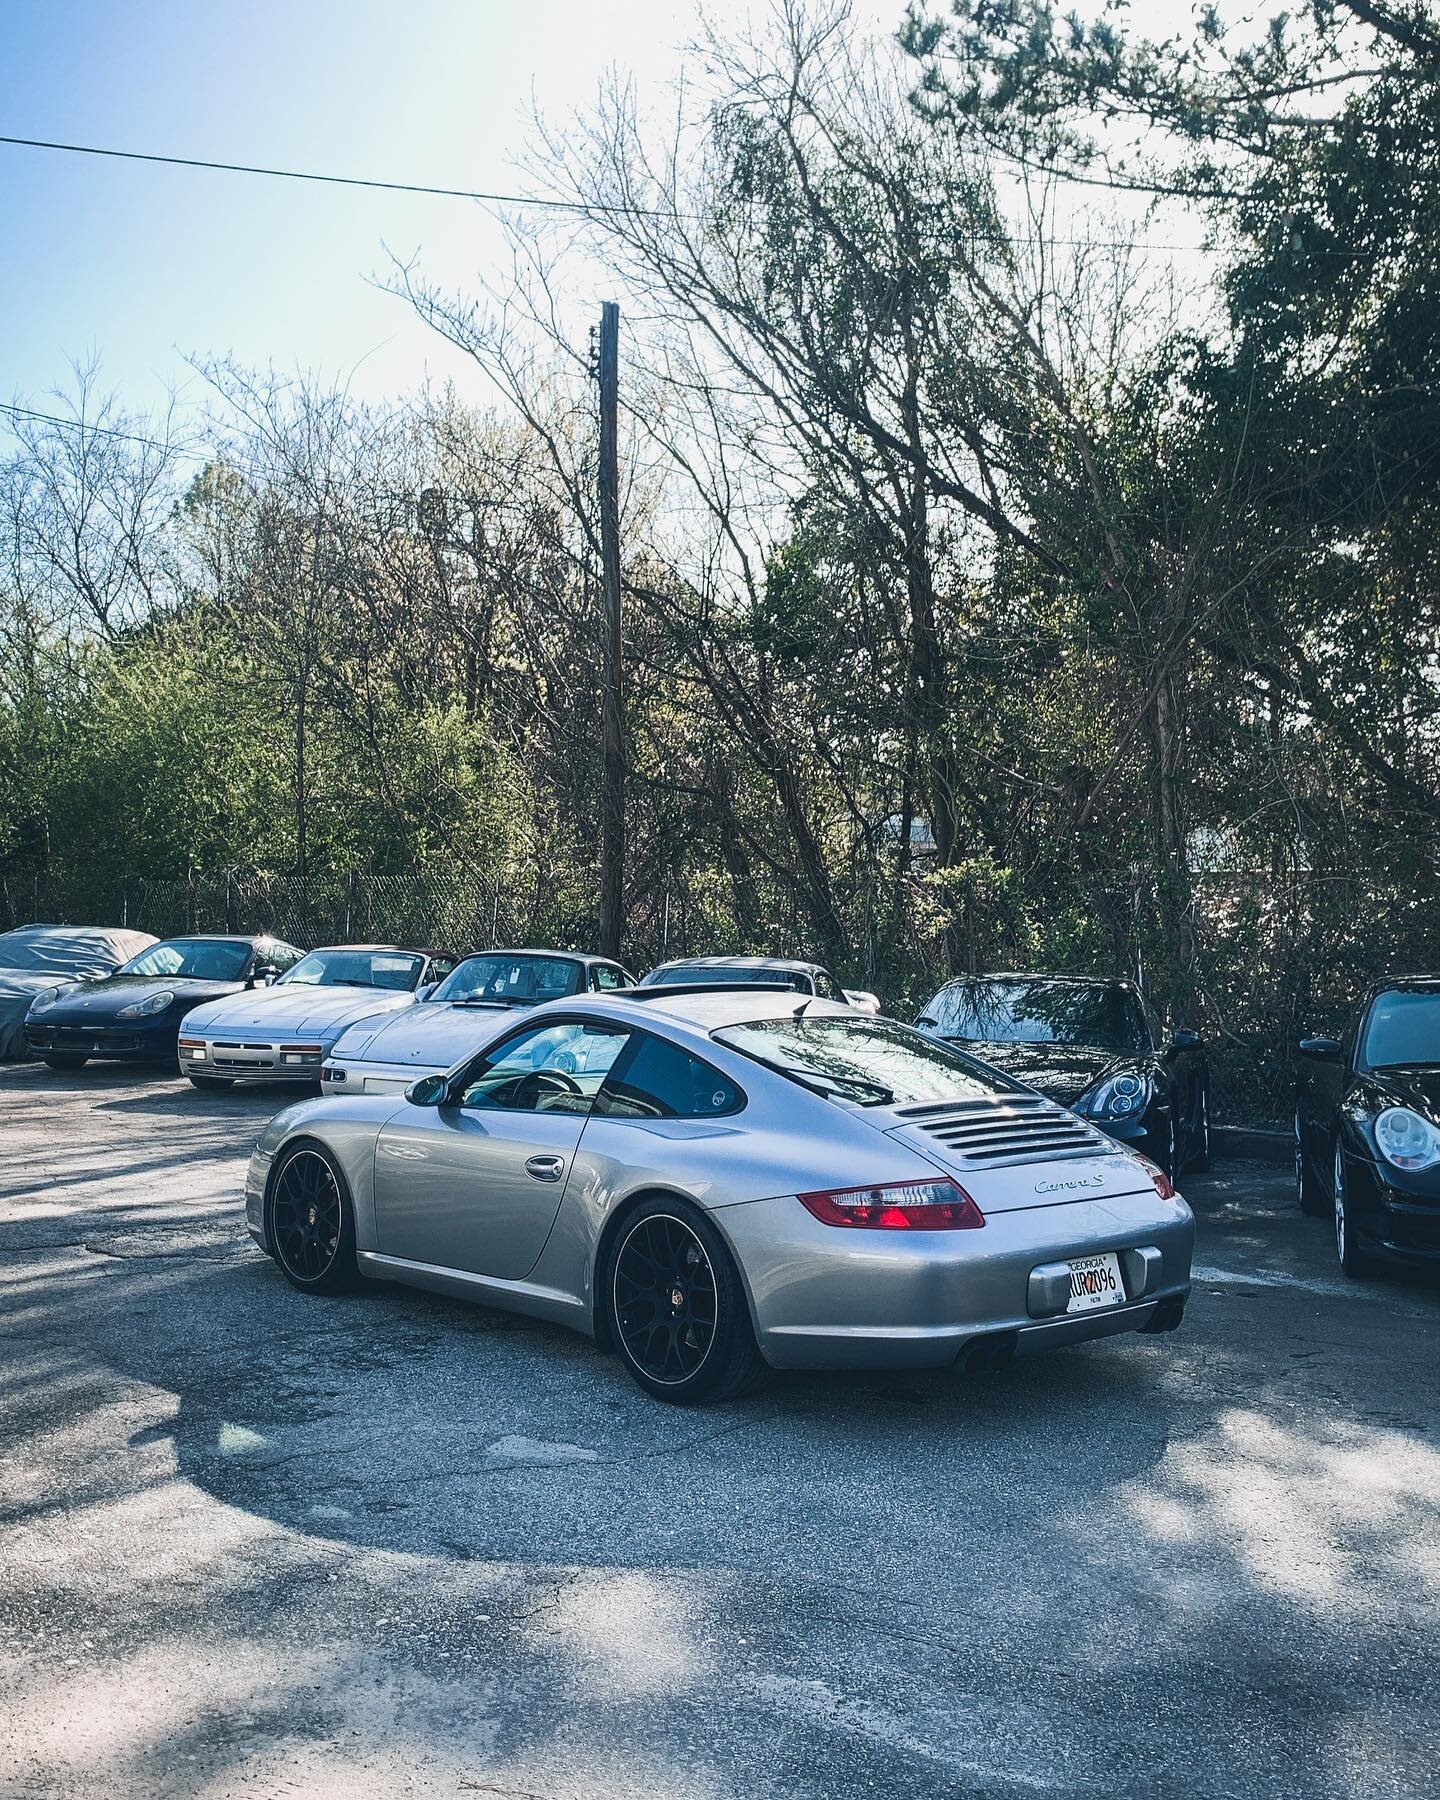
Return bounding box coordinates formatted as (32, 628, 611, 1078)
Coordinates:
(1080, 1072, 1151, 1120)
(28, 985, 67, 1013)
(1374, 1107, 1440, 1172)
(117, 990, 176, 1019)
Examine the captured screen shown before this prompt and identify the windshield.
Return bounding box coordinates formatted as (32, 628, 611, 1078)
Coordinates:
(646, 965, 810, 992)
(925, 978, 1149, 1055)
(120, 938, 253, 981)
(1362, 990, 1440, 1068)
(432, 954, 584, 1006)
(713, 1015, 1019, 1107)
(279, 949, 425, 991)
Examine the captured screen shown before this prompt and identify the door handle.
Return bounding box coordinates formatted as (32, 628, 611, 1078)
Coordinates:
(525, 1154, 565, 1182)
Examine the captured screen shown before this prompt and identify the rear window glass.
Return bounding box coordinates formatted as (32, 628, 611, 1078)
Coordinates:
(714, 1015, 1018, 1107)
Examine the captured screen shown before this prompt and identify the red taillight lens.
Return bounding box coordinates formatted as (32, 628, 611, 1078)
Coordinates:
(797, 1178, 985, 1230)
(1132, 1153, 1177, 1200)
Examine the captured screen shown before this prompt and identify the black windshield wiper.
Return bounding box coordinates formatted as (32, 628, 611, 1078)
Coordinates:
(1372, 1061, 1440, 1073)
(450, 997, 510, 1009)
(755, 1057, 894, 1106)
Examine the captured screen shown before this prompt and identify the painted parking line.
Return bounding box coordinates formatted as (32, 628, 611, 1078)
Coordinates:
(1193, 1261, 1440, 1314)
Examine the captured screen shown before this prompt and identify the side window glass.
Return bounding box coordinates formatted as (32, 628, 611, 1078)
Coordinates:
(595, 1034, 744, 1120)
(270, 942, 305, 971)
(592, 964, 633, 992)
(428, 956, 456, 983)
(460, 1022, 629, 1114)
(813, 970, 844, 1001)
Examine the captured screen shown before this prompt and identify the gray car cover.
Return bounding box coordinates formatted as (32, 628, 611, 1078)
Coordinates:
(0, 925, 159, 1061)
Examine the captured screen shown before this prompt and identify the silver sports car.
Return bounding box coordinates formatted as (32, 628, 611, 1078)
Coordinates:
(179, 944, 458, 1089)
(322, 949, 636, 1096)
(245, 988, 1195, 1403)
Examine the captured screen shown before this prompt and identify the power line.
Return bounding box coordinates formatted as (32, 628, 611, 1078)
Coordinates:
(0, 399, 200, 457)
(0, 130, 1228, 252)
(0, 132, 618, 215)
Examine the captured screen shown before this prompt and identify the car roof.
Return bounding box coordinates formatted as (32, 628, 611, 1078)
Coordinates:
(1368, 975, 1440, 993)
(307, 943, 446, 955)
(453, 947, 615, 965)
(644, 954, 825, 976)
(942, 970, 1137, 991)
(533, 988, 856, 1033)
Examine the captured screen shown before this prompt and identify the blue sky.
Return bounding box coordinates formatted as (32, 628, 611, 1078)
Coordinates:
(0, 0, 773, 426)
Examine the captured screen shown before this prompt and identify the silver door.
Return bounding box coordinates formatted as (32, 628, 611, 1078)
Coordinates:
(373, 1018, 629, 1280)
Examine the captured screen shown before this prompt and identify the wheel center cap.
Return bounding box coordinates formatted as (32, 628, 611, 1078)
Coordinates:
(670, 1286, 685, 1311)
(307, 1205, 318, 1226)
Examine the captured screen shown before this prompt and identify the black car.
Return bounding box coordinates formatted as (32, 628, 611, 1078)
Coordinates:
(914, 972, 1210, 1177)
(23, 933, 306, 1071)
(1296, 976, 1440, 1276)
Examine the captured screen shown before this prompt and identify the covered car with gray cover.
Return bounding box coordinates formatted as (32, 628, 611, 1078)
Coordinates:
(0, 925, 158, 1060)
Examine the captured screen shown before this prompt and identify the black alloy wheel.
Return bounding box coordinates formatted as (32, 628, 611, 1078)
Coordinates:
(607, 1198, 767, 1405)
(269, 1143, 357, 1293)
(1296, 1109, 1326, 1216)
(41, 1053, 87, 1071)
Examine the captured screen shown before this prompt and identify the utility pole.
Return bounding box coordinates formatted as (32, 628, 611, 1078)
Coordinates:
(596, 300, 625, 958)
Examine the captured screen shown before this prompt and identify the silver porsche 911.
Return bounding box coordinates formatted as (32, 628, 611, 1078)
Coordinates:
(244, 988, 1195, 1404)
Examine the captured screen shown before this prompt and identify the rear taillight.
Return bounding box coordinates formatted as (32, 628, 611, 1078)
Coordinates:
(1132, 1154, 1177, 1200)
(796, 1178, 985, 1230)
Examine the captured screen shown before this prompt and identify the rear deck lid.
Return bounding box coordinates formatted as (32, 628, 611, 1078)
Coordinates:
(882, 1092, 1151, 1212)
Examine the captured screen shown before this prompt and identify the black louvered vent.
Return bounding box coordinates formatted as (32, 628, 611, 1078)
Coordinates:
(896, 1095, 1107, 1165)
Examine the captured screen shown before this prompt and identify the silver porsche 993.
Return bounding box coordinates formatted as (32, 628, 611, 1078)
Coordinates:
(245, 989, 1195, 1404)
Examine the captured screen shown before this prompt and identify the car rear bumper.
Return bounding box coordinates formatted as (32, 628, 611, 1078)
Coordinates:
(717, 1185, 1195, 1371)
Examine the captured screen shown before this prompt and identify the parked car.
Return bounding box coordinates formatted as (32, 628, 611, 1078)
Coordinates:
(914, 972, 1209, 1178)
(323, 949, 637, 1096)
(23, 933, 304, 1071)
(178, 944, 458, 1090)
(0, 924, 158, 1061)
(639, 955, 881, 1013)
(1296, 976, 1440, 1275)
(245, 986, 1194, 1404)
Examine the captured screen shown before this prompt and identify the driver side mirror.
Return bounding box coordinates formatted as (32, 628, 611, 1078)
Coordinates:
(1298, 1035, 1343, 1062)
(249, 963, 280, 988)
(843, 988, 881, 1014)
(406, 1072, 450, 1108)
(915, 1015, 939, 1030)
(414, 982, 436, 1002)
(1169, 1028, 1202, 1052)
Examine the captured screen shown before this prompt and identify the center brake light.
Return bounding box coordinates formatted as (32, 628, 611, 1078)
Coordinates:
(797, 1178, 985, 1230)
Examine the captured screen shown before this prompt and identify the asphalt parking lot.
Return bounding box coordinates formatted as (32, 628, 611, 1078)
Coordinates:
(1, 1066, 1438, 1800)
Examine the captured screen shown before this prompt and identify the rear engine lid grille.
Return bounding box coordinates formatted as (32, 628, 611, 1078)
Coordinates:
(890, 1094, 1109, 1168)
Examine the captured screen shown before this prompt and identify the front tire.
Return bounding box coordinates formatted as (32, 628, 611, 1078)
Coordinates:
(1333, 1143, 1374, 1278)
(268, 1142, 358, 1294)
(1296, 1111, 1326, 1216)
(41, 1053, 87, 1071)
(605, 1197, 768, 1405)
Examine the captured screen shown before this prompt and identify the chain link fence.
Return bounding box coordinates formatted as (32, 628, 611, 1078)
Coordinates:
(4, 859, 1434, 1129)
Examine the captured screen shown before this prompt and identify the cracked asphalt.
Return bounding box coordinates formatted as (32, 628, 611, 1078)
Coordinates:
(2, 1064, 1438, 1799)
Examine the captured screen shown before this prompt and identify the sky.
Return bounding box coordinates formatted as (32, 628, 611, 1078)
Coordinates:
(0, 0, 913, 434)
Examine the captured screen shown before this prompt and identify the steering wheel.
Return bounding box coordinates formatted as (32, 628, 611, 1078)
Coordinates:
(516, 1068, 583, 1106)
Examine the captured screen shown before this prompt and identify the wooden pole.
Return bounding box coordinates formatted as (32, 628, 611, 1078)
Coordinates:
(597, 300, 625, 958)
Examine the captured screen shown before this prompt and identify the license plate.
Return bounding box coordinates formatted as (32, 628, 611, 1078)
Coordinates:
(1065, 1251, 1125, 1314)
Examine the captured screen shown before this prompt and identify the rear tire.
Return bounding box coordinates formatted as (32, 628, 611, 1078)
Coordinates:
(1296, 1111, 1327, 1216)
(267, 1142, 359, 1294)
(605, 1196, 769, 1405)
(188, 1074, 234, 1090)
(41, 1054, 87, 1071)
